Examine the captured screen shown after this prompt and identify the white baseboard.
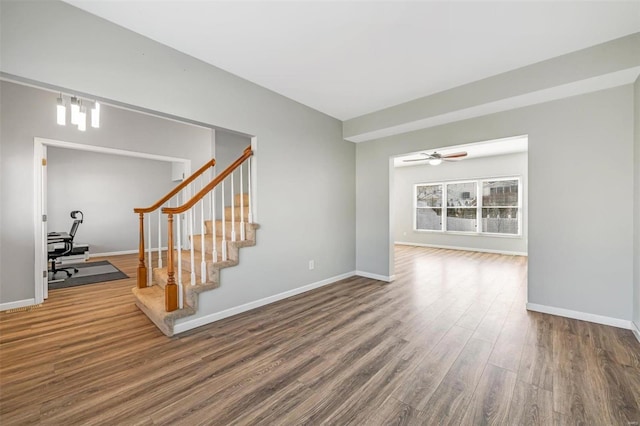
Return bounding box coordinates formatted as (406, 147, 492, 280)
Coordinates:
(173, 271, 357, 334)
(395, 241, 527, 257)
(526, 303, 633, 330)
(355, 271, 395, 282)
(91, 247, 173, 258)
(0, 298, 37, 312)
(90, 249, 138, 258)
(632, 322, 640, 344)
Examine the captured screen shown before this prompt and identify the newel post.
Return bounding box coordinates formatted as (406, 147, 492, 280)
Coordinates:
(137, 212, 147, 288)
(165, 213, 178, 312)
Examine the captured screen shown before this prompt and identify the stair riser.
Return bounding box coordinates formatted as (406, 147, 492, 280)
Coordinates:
(153, 264, 219, 289)
(233, 193, 250, 207)
(223, 206, 249, 221)
(191, 231, 253, 256)
(134, 222, 259, 337)
(204, 220, 244, 236)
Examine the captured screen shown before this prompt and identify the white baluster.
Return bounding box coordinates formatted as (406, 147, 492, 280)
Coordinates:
(200, 199, 206, 283)
(240, 164, 245, 241)
(189, 208, 196, 285)
(221, 180, 227, 261)
(177, 211, 182, 290)
(157, 210, 162, 268)
(147, 214, 151, 286)
(171, 214, 183, 310)
(248, 156, 253, 224)
(211, 187, 217, 263)
(231, 170, 236, 242)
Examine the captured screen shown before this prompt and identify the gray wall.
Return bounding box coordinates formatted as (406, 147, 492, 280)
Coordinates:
(344, 33, 640, 141)
(357, 86, 634, 321)
(216, 131, 251, 171)
(215, 130, 250, 214)
(1, 1, 356, 315)
(0, 79, 212, 304)
(47, 147, 174, 255)
(634, 76, 640, 329)
(394, 152, 527, 254)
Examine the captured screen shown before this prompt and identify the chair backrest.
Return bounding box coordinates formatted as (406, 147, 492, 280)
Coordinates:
(68, 220, 81, 240)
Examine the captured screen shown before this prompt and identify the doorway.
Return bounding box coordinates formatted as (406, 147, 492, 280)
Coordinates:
(33, 137, 191, 303)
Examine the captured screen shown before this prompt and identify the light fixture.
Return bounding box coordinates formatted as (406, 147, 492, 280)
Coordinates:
(70, 96, 80, 125)
(78, 104, 87, 132)
(428, 158, 443, 166)
(91, 101, 100, 128)
(57, 94, 103, 131)
(56, 94, 66, 126)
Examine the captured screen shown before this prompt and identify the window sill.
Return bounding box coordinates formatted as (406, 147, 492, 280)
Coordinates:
(413, 229, 523, 239)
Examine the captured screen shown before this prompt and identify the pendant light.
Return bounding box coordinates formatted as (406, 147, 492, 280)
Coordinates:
(70, 96, 80, 125)
(57, 94, 102, 131)
(78, 103, 87, 132)
(91, 101, 100, 128)
(56, 94, 66, 125)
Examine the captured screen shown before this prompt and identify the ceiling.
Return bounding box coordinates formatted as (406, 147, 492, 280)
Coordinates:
(394, 135, 528, 167)
(64, 1, 640, 121)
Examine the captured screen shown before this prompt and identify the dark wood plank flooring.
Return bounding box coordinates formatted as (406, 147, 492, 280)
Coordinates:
(1, 247, 639, 425)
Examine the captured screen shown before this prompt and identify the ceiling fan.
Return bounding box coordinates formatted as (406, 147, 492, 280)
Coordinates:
(403, 151, 468, 165)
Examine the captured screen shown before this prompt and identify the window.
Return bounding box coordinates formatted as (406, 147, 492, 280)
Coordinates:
(415, 177, 521, 236)
(482, 179, 519, 235)
(446, 181, 477, 232)
(415, 184, 442, 231)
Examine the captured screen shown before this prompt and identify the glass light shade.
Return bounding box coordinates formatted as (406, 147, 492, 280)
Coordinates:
(56, 97, 66, 126)
(70, 97, 80, 125)
(428, 158, 443, 166)
(91, 102, 100, 128)
(78, 108, 87, 132)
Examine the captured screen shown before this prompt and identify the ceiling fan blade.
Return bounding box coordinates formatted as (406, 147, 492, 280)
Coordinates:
(442, 151, 467, 159)
(403, 158, 428, 162)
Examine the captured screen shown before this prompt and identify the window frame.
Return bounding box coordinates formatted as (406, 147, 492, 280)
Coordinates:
(413, 176, 522, 237)
(414, 182, 444, 232)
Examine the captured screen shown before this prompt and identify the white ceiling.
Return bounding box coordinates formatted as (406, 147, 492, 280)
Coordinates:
(64, 1, 640, 121)
(394, 135, 528, 167)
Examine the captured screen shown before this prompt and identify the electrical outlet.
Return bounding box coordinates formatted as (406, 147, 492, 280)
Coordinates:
(308, 260, 315, 270)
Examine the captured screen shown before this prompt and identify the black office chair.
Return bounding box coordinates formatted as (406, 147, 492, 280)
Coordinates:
(48, 210, 84, 279)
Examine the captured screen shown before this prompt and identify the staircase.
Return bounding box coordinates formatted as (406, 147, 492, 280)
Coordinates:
(131, 146, 257, 336)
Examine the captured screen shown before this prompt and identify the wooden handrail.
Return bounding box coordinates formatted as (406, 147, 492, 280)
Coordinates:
(134, 158, 216, 214)
(163, 146, 252, 215)
(134, 157, 215, 288)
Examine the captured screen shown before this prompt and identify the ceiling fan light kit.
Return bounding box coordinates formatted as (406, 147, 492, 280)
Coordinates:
(403, 151, 468, 165)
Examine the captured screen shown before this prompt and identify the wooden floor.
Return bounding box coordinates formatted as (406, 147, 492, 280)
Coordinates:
(1, 247, 639, 425)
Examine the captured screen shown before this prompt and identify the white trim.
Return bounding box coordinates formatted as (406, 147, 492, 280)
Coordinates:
(34, 143, 45, 304)
(90, 249, 139, 258)
(35, 137, 191, 163)
(395, 241, 527, 256)
(355, 271, 395, 282)
(0, 298, 37, 312)
(173, 271, 356, 334)
(250, 136, 258, 223)
(32, 137, 192, 310)
(526, 303, 633, 330)
(632, 322, 640, 344)
(89, 247, 171, 258)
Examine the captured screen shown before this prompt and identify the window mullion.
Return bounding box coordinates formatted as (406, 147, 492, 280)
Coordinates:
(477, 181, 482, 233)
(442, 183, 447, 232)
